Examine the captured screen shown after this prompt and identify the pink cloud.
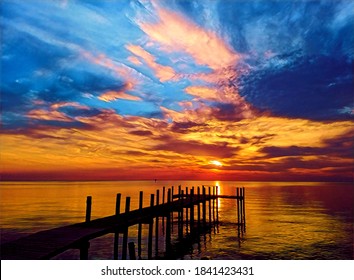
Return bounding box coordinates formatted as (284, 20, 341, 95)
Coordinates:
(81, 51, 140, 86)
(126, 44, 176, 82)
(127, 55, 143, 65)
(137, 6, 239, 70)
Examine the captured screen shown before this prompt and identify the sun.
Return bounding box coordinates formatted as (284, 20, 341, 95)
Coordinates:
(210, 160, 223, 167)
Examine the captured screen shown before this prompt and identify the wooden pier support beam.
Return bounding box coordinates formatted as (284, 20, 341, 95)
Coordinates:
(114, 193, 121, 260)
(128, 242, 136, 260)
(236, 188, 240, 225)
(208, 187, 212, 226)
(185, 187, 189, 233)
(166, 189, 171, 254)
(115, 193, 121, 216)
(190, 188, 195, 232)
(242, 187, 246, 225)
(85, 196, 92, 223)
(138, 191, 143, 258)
(212, 186, 216, 222)
(179, 190, 184, 239)
(170, 187, 174, 232)
(197, 187, 201, 230)
(162, 187, 165, 234)
(155, 189, 159, 256)
(79, 240, 90, 260)
(216, 186, 219, 222)
(122, 197, 130, 260)
(202, 186, 206, 228)
(148, 194, 154, 259)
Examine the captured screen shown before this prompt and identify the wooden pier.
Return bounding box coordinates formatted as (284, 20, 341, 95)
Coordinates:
(0, 185, 246, 260)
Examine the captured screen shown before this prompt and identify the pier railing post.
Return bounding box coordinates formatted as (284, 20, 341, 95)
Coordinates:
(162, 187, 165, 234)
(179, 190, 184, 239)
(185, 187, 189, 233)
(122, 197, 130, 260)
(190, 188, 195, 233)
(208, 187, 212, 226)
(79, 240, 90, 260)
(202, 186, 206, 228)
(85, 196, 92, 223)
(128, 242, 136, 260)
(138, 191, 143, 259)
(166, 189, 171, 254)
(197, 187, 201, 231)
(115, 193, 121, 216)
(212, 186, 216, 222)
(170, 187, 174, 232)
(242, 187, 246, 226)
(216, 186, 219, 223)
(236, 188, 240, 225)
(114, 193, 121, 260)
(148, 194, 154, 259)
(155, 189, 160, 257)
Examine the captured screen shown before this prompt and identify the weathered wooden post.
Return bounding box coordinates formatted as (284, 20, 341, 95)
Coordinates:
(162, 187, 166, 204)
(122, 197, 130, 260)
(179, 190, 184, 239)
(148, 194, 154, 259)
(166, 189, 171, 254)
(85, 196, 92, 223)
(155, 189, 159, 256)
(128, 242, 136, 260)
(170, 186, 174, 233)
(115, 193, 121, 216)
(202, 186, 206, 228)
(212, 186, 216, 222)
(236, 188, 240, 225)
(185, 187, 189, 233)
(190, 188, 195, 232)
(208, 187, 212, 226)
(138, 191, 143, 258)
(242, 187, 246, 226)
(162, 187, 165, 234)
(82, 197, 92, 259)
(79, 240, 90, 260)
(216, 186, 219, 222)
(197, 187, 201, 230)
(114, 193, 121, 260)
(177, 186, 181, 238)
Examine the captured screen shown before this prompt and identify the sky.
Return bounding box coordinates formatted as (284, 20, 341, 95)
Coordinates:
(1, 0, 353, 181)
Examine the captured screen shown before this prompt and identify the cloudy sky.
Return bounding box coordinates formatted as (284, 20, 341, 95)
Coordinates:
(1, 0, 353, 181)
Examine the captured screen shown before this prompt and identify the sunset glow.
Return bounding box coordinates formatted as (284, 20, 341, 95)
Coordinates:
(1, 0, 353, 181)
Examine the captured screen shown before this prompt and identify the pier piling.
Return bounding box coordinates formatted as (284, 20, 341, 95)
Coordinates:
(122, 197, 130, 260)
(85, 196, 92, 223)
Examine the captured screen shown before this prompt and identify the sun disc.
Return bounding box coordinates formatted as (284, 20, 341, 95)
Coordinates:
(210, 160, 223, 167)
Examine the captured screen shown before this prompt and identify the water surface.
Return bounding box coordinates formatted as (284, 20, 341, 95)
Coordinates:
(0, 181, 352, 259)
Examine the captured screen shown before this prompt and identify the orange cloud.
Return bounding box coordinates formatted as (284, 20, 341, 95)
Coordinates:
(50, 102, 90, 110)
(138, 6, 239, 70)
(98, 90, 142, 102)
(126, 44, 176, 82)
(185, 86, 219, 101)
(27, 109, 72, 122)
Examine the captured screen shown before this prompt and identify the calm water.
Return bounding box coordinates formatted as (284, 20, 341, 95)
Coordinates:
(0, 181, 353, 260)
